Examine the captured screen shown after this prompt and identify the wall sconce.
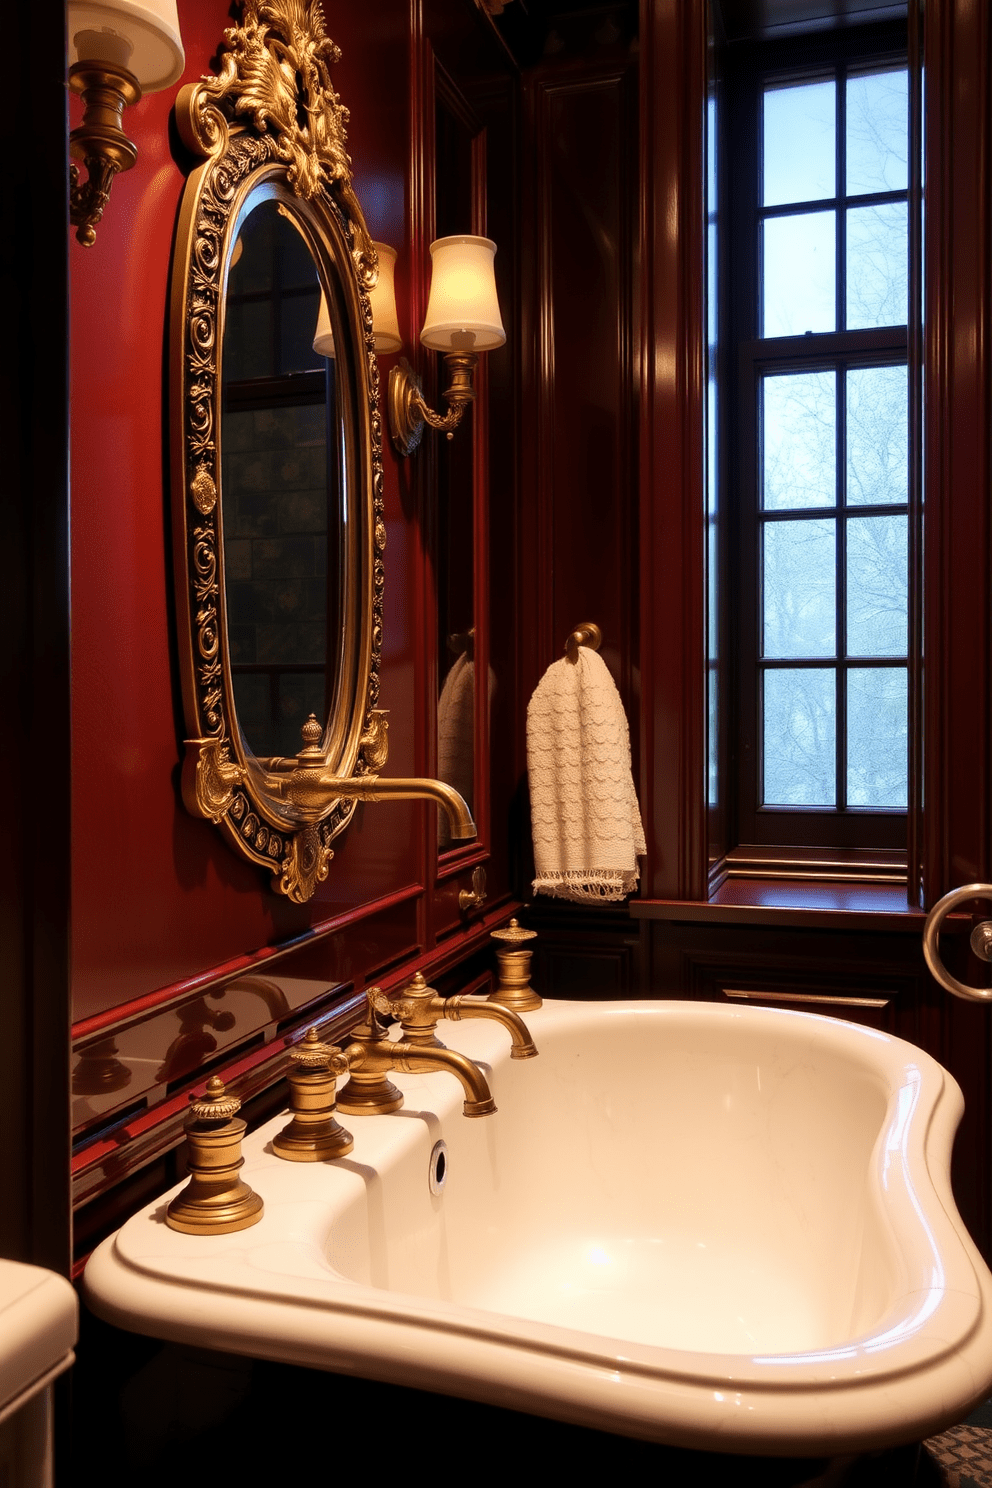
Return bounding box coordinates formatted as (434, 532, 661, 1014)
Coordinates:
(313, 295, 336, 359)
(369, 243, 403, 354)
(68, 0, 185, 247)
(314, 242, 401, 360)
(383, 236, 505, 456)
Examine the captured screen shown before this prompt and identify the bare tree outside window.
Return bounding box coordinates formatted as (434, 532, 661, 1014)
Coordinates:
(755, 64, 909, 813)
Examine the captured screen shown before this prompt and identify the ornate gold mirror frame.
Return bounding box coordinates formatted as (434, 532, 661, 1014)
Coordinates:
(170, 0, 387, 903)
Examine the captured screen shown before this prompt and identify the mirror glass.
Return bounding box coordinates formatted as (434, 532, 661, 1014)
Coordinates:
(220, 197, 344, 763)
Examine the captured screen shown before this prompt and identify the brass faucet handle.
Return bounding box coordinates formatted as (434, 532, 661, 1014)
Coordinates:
(290, 1026, 349, 1070)
(490, 917, 537, 946)
(379, 973, 450, 1048)
(274, 1029, 354, 1163)
(188, 1075, 242, 1123)
(368, 985, 404, 1021)
(368, 985, 391, 1015)
(167, 1077, 264, 1235)
(370, 974, 437, 1027)
(489, 919, 542, 1012)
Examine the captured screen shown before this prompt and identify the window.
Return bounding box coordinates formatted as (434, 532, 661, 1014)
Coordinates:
(712, 23, 918, 860)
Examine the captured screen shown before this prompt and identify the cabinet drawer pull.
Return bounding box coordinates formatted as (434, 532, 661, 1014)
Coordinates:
(722, 988, 889, 1009)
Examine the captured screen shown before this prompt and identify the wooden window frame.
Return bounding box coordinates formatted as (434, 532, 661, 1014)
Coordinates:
(720, 21, 917, 860)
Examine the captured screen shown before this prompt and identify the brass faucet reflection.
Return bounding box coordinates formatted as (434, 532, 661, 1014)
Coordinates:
(268, 715, 476, 841)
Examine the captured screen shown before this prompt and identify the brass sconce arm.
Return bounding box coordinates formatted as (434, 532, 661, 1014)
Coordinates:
(389, 352, 478, 456)
(67, 5, 184, 247)
(69, 60, 141, 246)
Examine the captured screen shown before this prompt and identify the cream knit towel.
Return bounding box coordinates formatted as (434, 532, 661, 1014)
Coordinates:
(527, 648, 646, 902)
(437, 653, 475, 847)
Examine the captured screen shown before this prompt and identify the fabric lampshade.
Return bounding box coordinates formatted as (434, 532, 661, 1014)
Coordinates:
(369, 243, 402, 354)
(420, 236, 505, 352)
(68, 0, 185, 91)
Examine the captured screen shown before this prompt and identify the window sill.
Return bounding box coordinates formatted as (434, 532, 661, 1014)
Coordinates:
(630, 878, 932, 933)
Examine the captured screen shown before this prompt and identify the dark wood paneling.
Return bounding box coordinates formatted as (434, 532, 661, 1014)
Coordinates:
(0, 0, 71, 1275)
(526, 903, 646, 999)
(638, 0, 709, 901)
(518, 59, 638, 728)
(922, 0, 992, 901)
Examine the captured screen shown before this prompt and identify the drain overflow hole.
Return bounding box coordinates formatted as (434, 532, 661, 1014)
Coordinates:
(429, 1140, 448, 1195)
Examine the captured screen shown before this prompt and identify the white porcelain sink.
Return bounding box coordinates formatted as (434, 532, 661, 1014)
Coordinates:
(84, 1000, 992, 1455)
(0, 1260, 78, 1488)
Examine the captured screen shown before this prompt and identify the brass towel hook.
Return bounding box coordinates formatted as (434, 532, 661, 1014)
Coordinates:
(564, 622, 602, 664)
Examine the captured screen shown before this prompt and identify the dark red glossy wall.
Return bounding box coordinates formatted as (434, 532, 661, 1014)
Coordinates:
(69, 1, 523, 1246)
(68, 0, 423, 1028)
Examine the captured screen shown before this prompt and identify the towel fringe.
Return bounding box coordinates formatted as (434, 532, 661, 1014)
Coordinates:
(531, 868, 639, 903)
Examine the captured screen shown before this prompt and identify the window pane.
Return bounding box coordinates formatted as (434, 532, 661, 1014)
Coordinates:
(846, 70, 908, 196)
(846, 202, 908, 328)
(223, 299, 272, 381)
(280, 289, 323, 374)
(846, 366, 908, 506)
(763, 80, 835, 206)
(764, 212, 836, 336)
(763, 372, 837, 511)
(846, 515, 908, 657)
(847, 668, 907, 807)
(763, 519, 836, 657)
(763, 669, 836, 805)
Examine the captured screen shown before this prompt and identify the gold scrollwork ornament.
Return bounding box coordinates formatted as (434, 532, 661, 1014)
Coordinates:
(184, 738, 246, 823)
(279, 824, 333, 904)
(174, 0, 376, 287)
(190, 463, 217, 515)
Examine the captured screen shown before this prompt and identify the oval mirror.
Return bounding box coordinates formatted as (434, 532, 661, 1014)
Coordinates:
(169, 5, 387, 903)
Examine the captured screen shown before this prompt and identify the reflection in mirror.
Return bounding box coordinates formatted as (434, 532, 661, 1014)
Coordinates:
(221, 200, 342, 762)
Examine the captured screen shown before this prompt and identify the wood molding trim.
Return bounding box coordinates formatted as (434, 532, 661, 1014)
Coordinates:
(71, 883, 425, 1047)
(638, 0, 708, 901)
(1, 3, 72, 1276)
(922, 0, 992, 903)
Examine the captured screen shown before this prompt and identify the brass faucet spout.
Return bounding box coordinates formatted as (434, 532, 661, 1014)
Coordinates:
(392, 1041, 496, 1116)
(378, 972, 539, 1065)
(321, 774, 476, 840)
(443, 996, 539, 1060)
(343, 1035, 496, 1117)
(264, 717, 475, 840)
